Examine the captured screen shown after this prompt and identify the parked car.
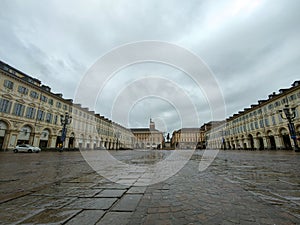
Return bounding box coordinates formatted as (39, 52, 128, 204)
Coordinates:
(13, 144, 41, 153)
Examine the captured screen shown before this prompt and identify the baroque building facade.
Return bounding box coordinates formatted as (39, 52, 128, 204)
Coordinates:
(171, 128, 205, 149)
(0, 60, 134, 150)
(206, 81, 300, 150)
(2, 60, 299, 151)
(130, 119, 164, 149)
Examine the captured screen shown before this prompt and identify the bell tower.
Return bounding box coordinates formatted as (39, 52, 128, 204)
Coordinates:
(149, 118, 155, 130)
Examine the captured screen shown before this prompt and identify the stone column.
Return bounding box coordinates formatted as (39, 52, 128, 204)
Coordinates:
(235, 139, 240, 149)
(263, 137, 269, 150)
(253, 138, 259, 150)
(64, 137, 69, 148)
(49, 135, 57, 148)
(2, 130, 11, 150)
(274, 135, 283, 149)
(245, 138, 251, 150)
(6, 131, 19, 150)
(33, 134, 41, 147)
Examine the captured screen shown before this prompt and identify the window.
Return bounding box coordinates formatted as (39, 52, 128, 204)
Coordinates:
(13, 103, 25, 116)
(26, 107, 36, 119)
(289, 94, 296, 101)
(268, 104, 273, 110)
(56, 102, 62, 108)
(26, 77, 34, 84)
(63, 104, 67, 110)
(0, 98, 12, 113)
(281, 98, 287, 104)
(54, 115, 58, 124)
(48, 99, 53, 105)
(250, 123, 254, 130)
(278, 114, 283, 123)
(295, 109, 299, 119)
(4, 80, 14, 89)
(255, 121, 259, 129)
(40, 95, 47, 102)
(46, 113, 53, 123)
(37, 110, 45, 121)
(2, 65, 9, 71)
(30, 91, 39, 99)
(264, 118, 269, 127)
(272, 116, 276, 125)
(259, 119, 264, 128)
(263, 107, 267, 112)
(274, 101, 280, 107)
(18, 86, 28, 95)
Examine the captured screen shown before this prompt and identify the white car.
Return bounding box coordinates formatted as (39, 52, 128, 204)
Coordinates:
(14, 144, 41, 153)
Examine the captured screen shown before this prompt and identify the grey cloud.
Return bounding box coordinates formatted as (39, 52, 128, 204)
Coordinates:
(0, 0, 299, 133)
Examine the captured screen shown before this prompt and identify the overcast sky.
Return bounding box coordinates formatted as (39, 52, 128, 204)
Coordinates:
(1, 0, 299, 134)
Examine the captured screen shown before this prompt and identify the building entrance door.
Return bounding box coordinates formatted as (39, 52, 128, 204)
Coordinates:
(248, 134, 254, 149)
(0, 136, 4, 150)
(269, 136, 276, 150)
(282, 134, 292, 149)
(258, 137, 264, 150)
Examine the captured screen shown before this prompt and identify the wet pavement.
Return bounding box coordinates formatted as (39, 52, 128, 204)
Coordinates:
(0, 150, 299, 224)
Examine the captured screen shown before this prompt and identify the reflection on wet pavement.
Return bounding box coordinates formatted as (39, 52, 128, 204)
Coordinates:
(0, 150, 299, 224)
(201, 150, 300, 219)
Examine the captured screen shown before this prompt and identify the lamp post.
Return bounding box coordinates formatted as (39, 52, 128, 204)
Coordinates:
(60, 112, 72, 152)
(278, 104, 299, 152)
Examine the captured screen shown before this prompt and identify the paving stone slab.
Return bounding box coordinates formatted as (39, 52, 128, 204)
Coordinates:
(67, 173, 104, 183)
(93, 183, 129, 189)
(1, 150, 300, 224)
(127, 186, 147, 194)
(31, 185, 74, 197)
(32, 196, 77, 209)
(33, 186, 102, 198)
(65, 197, 118, 210)
(0, 195, 44, 208)
(59, 182, 95, 188)
(112, 194, 143, 212)
(117, 179, 138, 185)
(0, 206, 44, 224)
(65, 209, 105, 225)
(96, 212, 132, 225)
(19, 209, 80, 225)
(0, 191, 32, 204)
(64, 188, 103, 198)
(95, 189, 126, 198)
(0, 195, 76, 209)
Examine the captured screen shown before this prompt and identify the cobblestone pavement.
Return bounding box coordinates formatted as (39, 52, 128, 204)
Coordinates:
(0, 150, 299, 224)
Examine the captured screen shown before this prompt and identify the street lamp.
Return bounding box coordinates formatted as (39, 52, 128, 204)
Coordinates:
(60, 112, 72, 151)
(278, 104, 299, 152)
